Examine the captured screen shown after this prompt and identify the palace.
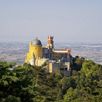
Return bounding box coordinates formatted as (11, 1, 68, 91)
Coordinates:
(25, 36, 73, 76)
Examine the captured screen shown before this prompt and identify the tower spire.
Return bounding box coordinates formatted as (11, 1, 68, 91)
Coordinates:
(47, 35, 54, 49)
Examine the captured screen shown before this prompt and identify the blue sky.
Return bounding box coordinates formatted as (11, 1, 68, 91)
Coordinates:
(0, 0, 102, 43)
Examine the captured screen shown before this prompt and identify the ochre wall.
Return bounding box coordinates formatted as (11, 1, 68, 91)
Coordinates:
(25, 42, 42, 63)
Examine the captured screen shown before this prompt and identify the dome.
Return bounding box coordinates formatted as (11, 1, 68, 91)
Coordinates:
(31, 38, 42, 46)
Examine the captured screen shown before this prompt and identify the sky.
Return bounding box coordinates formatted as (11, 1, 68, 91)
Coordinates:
(0, 0, 102, 43)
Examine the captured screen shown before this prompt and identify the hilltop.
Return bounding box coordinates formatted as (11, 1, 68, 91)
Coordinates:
(0, 58, 102, 102)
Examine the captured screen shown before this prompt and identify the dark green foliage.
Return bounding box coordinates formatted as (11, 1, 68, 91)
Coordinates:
(64, 60, 102, 102)
(0, 60, 102, 102)
(72, 56, 85, 71)
(0, 62, 63, 102)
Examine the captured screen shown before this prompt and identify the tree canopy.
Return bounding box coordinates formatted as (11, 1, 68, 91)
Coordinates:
(0, 59, 102, 102)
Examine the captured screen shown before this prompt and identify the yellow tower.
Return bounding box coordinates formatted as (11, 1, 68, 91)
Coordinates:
(25, 38, 42, 65)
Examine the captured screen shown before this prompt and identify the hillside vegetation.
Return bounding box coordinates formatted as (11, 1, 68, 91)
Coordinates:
(0, 58, 102, 102)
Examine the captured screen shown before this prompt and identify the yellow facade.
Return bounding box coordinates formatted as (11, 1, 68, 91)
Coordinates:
(25, 42, 42, 63)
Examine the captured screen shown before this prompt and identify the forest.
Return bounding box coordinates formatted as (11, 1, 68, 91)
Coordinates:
(0, 57, 102, 102)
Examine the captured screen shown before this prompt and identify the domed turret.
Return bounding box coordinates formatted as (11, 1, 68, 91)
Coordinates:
(25, 38, 43, 64)
(32, 38, 42, 46)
